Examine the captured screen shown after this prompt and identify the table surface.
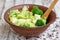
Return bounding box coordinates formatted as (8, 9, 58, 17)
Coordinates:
(0, 0, 60, 40)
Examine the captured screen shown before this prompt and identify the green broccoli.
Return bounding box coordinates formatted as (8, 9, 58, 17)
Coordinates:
(32, 6, 43, 16)
(35, 19, 46, 26)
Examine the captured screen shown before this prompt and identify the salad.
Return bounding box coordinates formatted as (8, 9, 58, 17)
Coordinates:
(9, 6, 46, 28)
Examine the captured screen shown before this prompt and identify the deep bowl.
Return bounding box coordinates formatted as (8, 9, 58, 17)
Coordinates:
(4, 4, 56, 38)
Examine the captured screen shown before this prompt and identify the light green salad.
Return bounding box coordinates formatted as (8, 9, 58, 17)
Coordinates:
(9, 6, 46, 28)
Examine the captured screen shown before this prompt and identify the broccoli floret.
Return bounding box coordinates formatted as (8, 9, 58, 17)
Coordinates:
(32, 6, 43, 16)
(35, 19, 46, 26)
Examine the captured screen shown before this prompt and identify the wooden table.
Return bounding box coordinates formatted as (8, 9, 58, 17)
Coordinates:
(0, 0, 60, 40)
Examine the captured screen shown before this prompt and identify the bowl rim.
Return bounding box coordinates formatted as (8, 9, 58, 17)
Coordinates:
(4, 4, 56, 29)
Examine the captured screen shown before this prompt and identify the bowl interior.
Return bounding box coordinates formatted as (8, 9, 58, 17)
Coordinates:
(4, 4, 56, 28)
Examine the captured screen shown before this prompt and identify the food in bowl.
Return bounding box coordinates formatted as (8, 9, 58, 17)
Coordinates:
(4, 4, 56, 38)
(9, 6, 46, 28)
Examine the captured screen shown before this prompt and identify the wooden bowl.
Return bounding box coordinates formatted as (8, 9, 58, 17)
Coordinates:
(4, 4, 56, 38)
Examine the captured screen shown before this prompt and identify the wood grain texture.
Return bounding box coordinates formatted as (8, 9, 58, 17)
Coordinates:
(54, 0, 60, 17)
(33, 0, 42, 5)
(15, 0, 24, 5)
(0, 0, 5, 19)
(24, 0, 34, 4)
(0, 0, 15, 40)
